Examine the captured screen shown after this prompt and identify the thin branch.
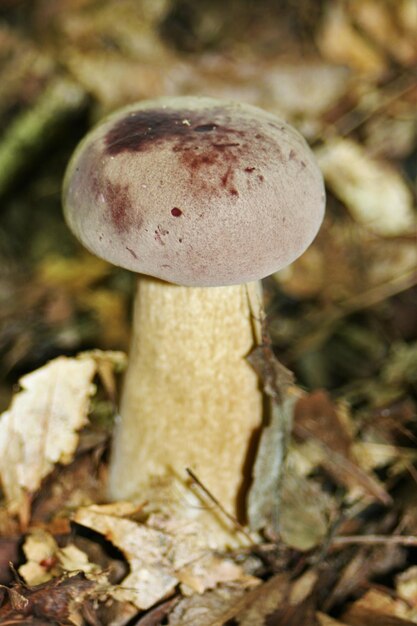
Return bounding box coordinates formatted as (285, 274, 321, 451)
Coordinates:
(185, 468, 255, 544)
(332, 534, 417, 547)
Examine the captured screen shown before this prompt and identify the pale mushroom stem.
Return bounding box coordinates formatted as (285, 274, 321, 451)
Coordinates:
(108, 276, 263, 545)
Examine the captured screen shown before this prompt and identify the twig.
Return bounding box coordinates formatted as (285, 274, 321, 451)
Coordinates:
(332, 534, 417, 547)
(322, 69, 417, 141)
(185, 467, 255, 544)
(290, 268, 417, 360)
(293, 422, 392, 506)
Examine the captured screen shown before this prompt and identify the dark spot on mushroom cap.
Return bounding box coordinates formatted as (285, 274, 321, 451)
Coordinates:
(194, 124, 217, 132)
(104, 107, 266, 198)
(106, 110, 189, 155)
(105, 110, 242, 156)
(221, 167, 232, 188)
(212, 143, 240, 149)
(102, 180, 138, 234)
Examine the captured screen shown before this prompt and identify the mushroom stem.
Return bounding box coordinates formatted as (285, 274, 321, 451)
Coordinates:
(108, 276, 263, 545)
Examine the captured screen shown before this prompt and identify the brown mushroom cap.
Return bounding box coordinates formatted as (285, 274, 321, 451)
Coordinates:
(63, 96, 325, 287)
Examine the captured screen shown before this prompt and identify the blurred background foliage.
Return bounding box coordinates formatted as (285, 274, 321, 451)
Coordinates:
(0, 0, 415, 413)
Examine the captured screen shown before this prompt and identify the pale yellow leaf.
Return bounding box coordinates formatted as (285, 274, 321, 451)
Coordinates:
(397, 566, 417, 620)
(59, 544, 102, 577)
(20, 528, 108, 588)
(178, 554, 255, 595)
(74, 504, 248, 610)
(168, 586, 249, 626)
(316, 138, 415, 236)
(318, 4, 386, 74)
(266, 63, 349, 118)
(19, 530, 59, 585)
(279, 467, 333, 551)
(0, 355, 97, 512)
(74, 505, 184, 609)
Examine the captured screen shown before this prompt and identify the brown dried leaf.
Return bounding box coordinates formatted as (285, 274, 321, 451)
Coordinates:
(134, 598, 178, 626)
(295, 391, 354, 458)
(0, 572, 96, 626)
(0, 537, 20, 584)
(30, 446, 106, 525)
(342, 588, 417, 626)
(170, 571, 320, 626)
(293, 391, 391, 504)
(277, 218, 417, 308)
(325, 545, 407, 613)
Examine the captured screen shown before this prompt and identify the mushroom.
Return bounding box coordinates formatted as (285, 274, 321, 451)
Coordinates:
(63, 96, 325, 547)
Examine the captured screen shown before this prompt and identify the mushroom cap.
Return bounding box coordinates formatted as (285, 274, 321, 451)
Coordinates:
(63, 96, 325, 287)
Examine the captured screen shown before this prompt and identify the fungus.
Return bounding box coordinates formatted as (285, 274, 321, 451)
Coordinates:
(62, 96, 325, 547)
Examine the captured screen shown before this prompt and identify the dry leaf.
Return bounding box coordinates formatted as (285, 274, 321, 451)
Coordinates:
(395, 565, 417, 623)
(20, 530, 61, 585)
(266, 62, 349, 119)
(276, 219, 417, 307)
(279, 470, 332, 551)
(295, 391, 354, 458)
(177, 572, 320, 626)
(19, 528, 109, 590)
(247, 393, 297, 535)
(397, 567, 417, 621)
(188, 571, 318, 626)
(167, 586, 249, 626)
(342, 588, 417, 625)
(178, 554, 255, 595)
(74, 503, 250, 610)
(326, 546, 407, 615)
(293, 391, 391, 504)
(351, 0, 417, 66)
(0, 355, 97, 515)
(318, 3, 387, 74)
(0, 572, 96, 626)
(316, 138, 415, 236)
(0, 351, 123, 517)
